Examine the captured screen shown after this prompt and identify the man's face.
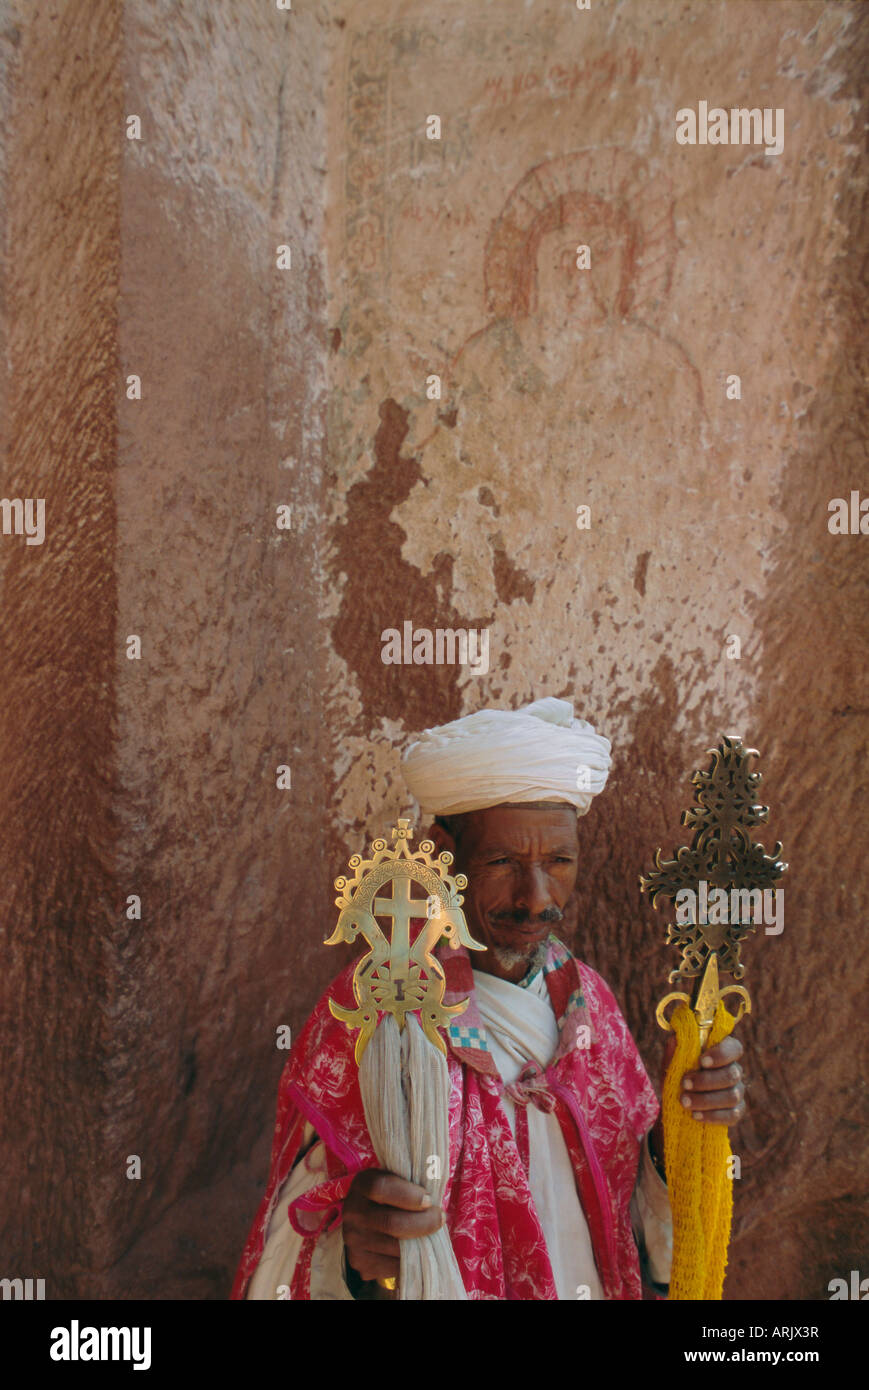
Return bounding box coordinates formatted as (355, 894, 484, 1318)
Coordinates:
(444, 804, 580, 983)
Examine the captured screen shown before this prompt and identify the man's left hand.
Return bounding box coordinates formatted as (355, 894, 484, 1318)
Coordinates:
(647, 1034, 739, 1173)
(649, 1033, 746, 1171)
(680, 1033, 746, 1123)
(664, 1032, 746, 1125)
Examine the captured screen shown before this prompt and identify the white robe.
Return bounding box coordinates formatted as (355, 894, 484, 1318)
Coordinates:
(247, 967, 672, 1300)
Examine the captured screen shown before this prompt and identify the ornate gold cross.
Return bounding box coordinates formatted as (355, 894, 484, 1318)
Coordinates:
(325, 819, 485, 1063)
(640, 736, 787, 1048)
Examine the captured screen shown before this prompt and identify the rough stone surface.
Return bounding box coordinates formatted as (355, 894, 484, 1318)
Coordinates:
(0, 0, 333, 1299)
(0, 0, 865, 1302)
(0, 0, 123, 1300)
(109, 0, 334, 1299)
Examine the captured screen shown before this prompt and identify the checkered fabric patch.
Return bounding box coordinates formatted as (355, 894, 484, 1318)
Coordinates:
(448, 1023, 490, 1051)
(543, 935, 571, 976)
(557, 987, 587, 1030)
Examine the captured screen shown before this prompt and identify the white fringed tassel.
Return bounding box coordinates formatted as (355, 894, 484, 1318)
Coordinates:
(358, 1014, 467, 1299)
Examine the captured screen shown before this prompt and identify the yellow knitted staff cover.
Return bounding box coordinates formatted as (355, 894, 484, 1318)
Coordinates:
(661, 1000, 737, 1300)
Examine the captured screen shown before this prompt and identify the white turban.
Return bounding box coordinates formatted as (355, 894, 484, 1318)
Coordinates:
(401, 697, 612, 818)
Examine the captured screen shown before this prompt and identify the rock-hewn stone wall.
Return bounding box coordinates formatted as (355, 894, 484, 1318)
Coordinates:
(0, 0, 123, 1301)
(0, 0, 332, 1299)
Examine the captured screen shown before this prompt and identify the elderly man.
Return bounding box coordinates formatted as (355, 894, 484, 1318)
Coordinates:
(231, 699, 745, 1300)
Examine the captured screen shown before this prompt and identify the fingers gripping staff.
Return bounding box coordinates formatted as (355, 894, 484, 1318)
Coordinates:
(325, 818, 485, 1298)
(640, 737, 787, 1300)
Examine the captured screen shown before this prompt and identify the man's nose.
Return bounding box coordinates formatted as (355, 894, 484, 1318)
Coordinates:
(514, 866, 553, 919)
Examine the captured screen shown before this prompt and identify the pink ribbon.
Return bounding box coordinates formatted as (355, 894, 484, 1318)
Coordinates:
(503, 1063, 558, 1174)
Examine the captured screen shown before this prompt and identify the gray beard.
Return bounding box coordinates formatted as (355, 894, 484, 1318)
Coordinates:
(492, 938, 550, 980)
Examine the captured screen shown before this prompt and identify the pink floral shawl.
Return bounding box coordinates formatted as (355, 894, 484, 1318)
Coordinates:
(230, 934, 659, 1301)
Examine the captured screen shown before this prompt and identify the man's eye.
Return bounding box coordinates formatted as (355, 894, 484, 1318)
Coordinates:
(488, 858, 511, 866)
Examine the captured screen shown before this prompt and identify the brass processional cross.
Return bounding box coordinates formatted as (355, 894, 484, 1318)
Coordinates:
(640, 736, 787, 1047)
(325, 818, 485, 1063)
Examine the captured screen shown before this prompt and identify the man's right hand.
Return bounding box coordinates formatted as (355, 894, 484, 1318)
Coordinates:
(342, 1169, 444, 1285)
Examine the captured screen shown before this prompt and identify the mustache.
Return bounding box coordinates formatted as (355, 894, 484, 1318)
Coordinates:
(488, 905, 564, 927)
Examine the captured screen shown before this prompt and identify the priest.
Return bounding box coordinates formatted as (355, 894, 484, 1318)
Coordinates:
(231, 698, 746, 1300)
